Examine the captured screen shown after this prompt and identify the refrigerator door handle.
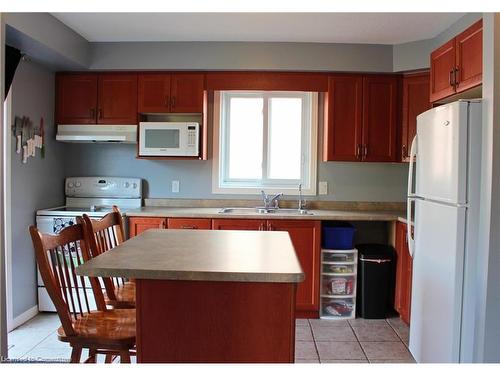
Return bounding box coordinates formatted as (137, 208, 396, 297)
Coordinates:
(407, 135, 417, 258)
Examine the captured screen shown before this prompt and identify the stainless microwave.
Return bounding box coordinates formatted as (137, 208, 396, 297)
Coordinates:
(138, 122, 199, 157)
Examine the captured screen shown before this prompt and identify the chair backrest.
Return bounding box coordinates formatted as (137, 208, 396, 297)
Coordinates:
(81, 206, 126, 301)
(29, 224, 107, 336)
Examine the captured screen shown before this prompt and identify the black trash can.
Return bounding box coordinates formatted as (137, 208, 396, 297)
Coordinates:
(356, 244, 395, 319)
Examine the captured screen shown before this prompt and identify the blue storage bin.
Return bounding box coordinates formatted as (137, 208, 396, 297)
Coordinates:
(322, 222, 355, 249)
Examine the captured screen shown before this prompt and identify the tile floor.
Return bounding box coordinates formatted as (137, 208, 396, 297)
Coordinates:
(6, 313, 415, 363)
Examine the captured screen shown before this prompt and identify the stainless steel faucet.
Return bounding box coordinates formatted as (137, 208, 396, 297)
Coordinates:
(261, 190, 283, 209)
(298, 184, 307, 211)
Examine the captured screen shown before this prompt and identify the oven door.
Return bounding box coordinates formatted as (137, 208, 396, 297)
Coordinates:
(139, 122, 199, 157)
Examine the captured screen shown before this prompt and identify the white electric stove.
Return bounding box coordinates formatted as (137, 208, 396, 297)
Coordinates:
(35, 176, 142, 312)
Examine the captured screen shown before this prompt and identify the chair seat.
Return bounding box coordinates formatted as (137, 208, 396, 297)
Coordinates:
(58, 309, 136, 348)
(104, 281, 136, 308)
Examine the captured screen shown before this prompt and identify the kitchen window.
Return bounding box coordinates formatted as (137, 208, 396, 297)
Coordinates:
(213, 91, 317, 195)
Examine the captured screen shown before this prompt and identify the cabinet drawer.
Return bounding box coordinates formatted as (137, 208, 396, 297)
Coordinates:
(321, 297, 356, 319)
(167, 218, 211, 230)
(322, 263, 356, 274)
(322, 250, 357, 263)
(322, 275, 356, 296)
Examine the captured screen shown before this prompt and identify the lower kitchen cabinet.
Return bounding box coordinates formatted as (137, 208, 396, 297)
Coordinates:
(167, 218, 211, 229)
(394, 221, 413, 324)
(212, 219, 266, 231)
(128, 217, 166, 237)
(267, 220, 321, 318)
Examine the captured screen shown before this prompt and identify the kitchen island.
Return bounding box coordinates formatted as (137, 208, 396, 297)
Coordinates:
(76, 229, 304, 363)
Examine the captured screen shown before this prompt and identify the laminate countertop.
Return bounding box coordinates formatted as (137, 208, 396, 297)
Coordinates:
(125, 206, 407, 222)
(76, 229, 305, 283)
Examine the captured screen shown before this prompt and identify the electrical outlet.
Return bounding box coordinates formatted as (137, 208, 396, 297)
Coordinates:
(172, 180, 180, 193)
(319, 181, 328, 195)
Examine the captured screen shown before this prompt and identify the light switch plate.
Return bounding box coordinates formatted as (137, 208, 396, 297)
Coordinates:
(319, 181, 328, 195)
(172, 180, 180, 193)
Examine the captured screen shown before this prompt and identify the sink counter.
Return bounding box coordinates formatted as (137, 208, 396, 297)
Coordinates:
(124, 206, 406, 222)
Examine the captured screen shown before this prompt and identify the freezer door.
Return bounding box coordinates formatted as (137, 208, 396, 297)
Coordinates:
(409, 199, 466, 363)
(415, 102, 468, 204)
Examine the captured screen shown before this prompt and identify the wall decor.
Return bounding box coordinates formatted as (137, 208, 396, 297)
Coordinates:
(12, 116, 45, 163)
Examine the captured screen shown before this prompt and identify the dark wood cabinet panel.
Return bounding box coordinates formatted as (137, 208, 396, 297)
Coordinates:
(167, 218, 211, 230)
(170, 73, 205, 113)
(212, 219, 266, 231)
(430, 39, 456, 102)
(362, 75, 399, 162)
(455, 19, 482, 93)
(128, 217, 166, 238)
(323, 75, 363, 161)
(56, 74, 98, 124)
(98, 73, 138, 124)
(394, 221, 413, 325)
(138, 74, 171, 113)
(430, 18, 482, 103)
(401, 73, 431, 162)
(267, 220, 321, 317)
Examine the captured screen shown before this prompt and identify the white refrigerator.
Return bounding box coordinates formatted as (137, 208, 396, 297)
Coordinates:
(407, 100, 482, 363)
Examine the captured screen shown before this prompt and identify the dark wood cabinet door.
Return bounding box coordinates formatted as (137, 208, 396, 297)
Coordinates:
(455, 19, 482, 93)
(128, 217, 166, 237)
(401, 73, 431, 162)
(394, 221, 413, 325)
(211, 219, 266, 231)
(98, 73, 138, 124)
(323, 75, 363, 161)
(167, 218, 211, 230)
(361, 75, 399, 162)
(170, 73, 205, 113)
(267, 220, 321, 316)
(430, 39, 456, 102)
(56, 74, 98, 124)
(138, 74, 171, 113)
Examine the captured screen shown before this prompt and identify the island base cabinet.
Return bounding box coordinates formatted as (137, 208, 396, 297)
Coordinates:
(135, 279, 296, 363)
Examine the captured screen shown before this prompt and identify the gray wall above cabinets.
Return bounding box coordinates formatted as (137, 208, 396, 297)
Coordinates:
(9, 60, 66, 320)
(89, 41, 395, 72)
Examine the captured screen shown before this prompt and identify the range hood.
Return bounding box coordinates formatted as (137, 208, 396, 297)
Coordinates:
(56, 125, 137, 143)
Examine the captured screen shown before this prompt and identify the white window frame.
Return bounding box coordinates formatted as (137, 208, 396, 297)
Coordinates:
(212, 90, 317, 195)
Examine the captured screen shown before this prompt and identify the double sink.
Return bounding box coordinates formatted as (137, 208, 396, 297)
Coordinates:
(218, 207, 314, 216)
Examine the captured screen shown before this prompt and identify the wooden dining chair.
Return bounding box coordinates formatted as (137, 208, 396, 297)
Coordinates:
(80, 206, 135, 309)
(29, 224, 136, 363)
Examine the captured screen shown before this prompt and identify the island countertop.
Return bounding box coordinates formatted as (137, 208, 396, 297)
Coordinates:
(76, 229, 305, 283)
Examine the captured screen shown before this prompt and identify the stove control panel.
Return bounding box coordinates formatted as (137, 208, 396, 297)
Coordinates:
(65, 177, 142, 198)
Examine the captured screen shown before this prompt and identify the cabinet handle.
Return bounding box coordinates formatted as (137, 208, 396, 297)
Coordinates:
(356, 144, 362, 160)
(90, 108, 95, 119)
(454, 67, 459, 88)
(449, 69, 455, 88)
(402, 144, 407, 159)
(363, 145, 368, 160)
(98, 109, 103, 119)
(165, 96, 170, 107)
(181, 225, 198, 229)
(161, 220, 167, 229)
(171, 96, 176, 108)
(267, 222, 273, 231)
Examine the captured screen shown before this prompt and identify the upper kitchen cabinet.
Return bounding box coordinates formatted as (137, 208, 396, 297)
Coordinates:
(430, 19, 482, 103)
(323, 74, 399, 162)
(56, 73, 138, 125)
(138, 73, 205, 114)
(56, 73, 98, 124)
(401, 72, 431, 162)
(361, 75, 399, 162)
(323, 75, 363, 161)
(98, 73, 138, 124)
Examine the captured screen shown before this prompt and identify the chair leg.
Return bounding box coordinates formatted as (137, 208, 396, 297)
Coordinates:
(87, 348, 97, 363)
(70, 346, 82, 363)
(119, 350, 131, 363)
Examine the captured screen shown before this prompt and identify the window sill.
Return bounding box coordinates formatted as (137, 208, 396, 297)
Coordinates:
(212, 185, 316, 196)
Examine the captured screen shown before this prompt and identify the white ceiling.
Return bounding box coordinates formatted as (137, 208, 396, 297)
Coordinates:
(52, 13, 465, 45)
